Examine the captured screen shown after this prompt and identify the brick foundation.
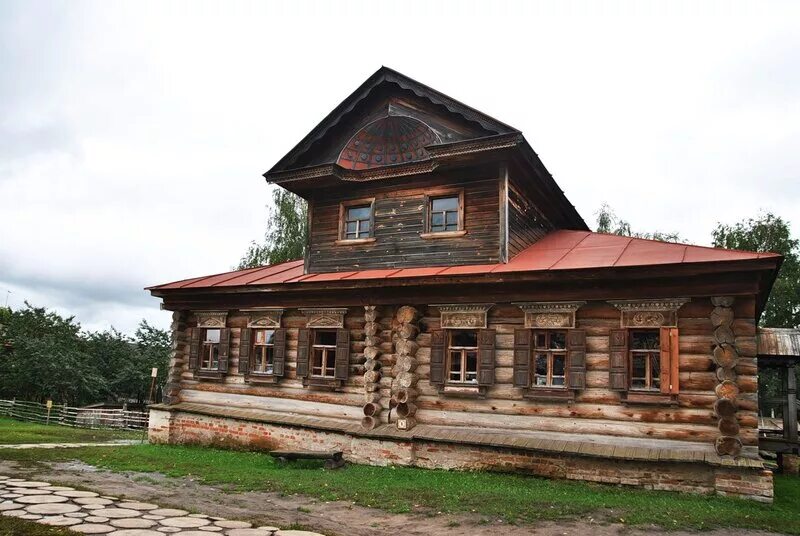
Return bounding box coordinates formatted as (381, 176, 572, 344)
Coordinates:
(149, 408, 773, 503)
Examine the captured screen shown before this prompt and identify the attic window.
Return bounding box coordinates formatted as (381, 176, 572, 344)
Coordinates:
(422, 189, 466, 238)
(337, 198, 376, 244)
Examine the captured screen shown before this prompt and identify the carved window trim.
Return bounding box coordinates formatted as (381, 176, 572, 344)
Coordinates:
(242, 308, 284, 329)
(300, 307, 348, 329)
(608, 298, 690, 328)
(195, 311, 228, 328)
(515, 301, 585, 329)
(336, 197, 376, 245)
(433, 304, 493, 330)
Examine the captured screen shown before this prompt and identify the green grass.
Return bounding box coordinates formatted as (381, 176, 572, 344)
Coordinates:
(0, 516, 75, 536)
(2, 443, 799, 533)
(0, 416, 143, 444)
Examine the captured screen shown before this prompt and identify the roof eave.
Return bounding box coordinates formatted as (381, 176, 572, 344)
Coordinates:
(150, 256, 781, 299)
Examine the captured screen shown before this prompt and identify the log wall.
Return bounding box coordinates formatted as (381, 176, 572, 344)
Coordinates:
(173, 297, 760, 448)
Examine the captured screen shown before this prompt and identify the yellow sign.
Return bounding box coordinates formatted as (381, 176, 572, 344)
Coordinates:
(46, 400, 52, 409)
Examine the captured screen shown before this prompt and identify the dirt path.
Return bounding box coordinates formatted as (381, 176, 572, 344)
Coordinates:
(0, 460, 785, 536)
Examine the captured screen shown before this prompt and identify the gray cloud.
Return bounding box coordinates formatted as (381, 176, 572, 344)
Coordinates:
(1, 0, 798, 334)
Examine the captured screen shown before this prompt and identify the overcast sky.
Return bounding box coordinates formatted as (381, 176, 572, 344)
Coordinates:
(1, 0, 798, 334)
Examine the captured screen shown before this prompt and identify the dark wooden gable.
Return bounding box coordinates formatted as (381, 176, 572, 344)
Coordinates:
(265, 67, 516, 176)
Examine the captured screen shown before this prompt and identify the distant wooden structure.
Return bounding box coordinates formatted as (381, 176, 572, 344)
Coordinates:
(758, 328, 799, 456)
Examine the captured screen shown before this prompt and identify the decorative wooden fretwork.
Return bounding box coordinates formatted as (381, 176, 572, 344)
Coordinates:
(242, 308, 284, 329)
(300, 308, 348, 329)
(515, 301, 585, 329)
(195, 311, 228, 328)
(433, 304, 493, 329)
(710, 296, 742, 457)
(608, 299, 690, 328)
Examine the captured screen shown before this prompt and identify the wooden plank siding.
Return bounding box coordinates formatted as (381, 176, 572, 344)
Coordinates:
(507, 170, 553, 258)
(307, 167, 501, 272)
(175, 297, 759, 447)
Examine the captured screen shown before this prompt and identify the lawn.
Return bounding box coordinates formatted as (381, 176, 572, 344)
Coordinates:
(0, 416, 143, 444)
(0, 516, 74, 536)
(1, 442, 799, 533)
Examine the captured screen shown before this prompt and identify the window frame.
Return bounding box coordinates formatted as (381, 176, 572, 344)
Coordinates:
(200, 328, 221, 371)
(421, 188, 466, 239)
(336, 198, 376, 245)
(250, 329, 276, 376)
(628, 329, 661, 392)
(311, 329, 337, 379)
(446, 330, 479, 385)
(531, 329, 568, 389)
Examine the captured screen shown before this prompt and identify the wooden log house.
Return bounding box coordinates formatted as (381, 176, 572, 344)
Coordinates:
(147, 67, 783, 501)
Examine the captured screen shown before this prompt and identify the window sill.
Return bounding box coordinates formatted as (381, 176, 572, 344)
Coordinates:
(621, 391, 678, 407)
(194, 370, 224, 380)
(419, 230, 467, 239)
(334, 237, 376, 246)
(304, 377, 343, 391)
(439, 385, 486, 398)
(246, 373, 279, 384)
(523, 388, 574, 402)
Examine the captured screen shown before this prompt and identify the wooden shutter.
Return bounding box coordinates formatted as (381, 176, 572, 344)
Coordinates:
(429, 330, 446, 387)
(660, 327, 679, 394)
(334, 328, 350, 381)
(567, 329, 587, 390)
(188, 327, 201, 371)
(513, 329, 531, 387)
(273, 328, 287, 377)
(609, 329, 628, 391)
(238, 328, 251, 374)
(218, 328, 230, 373)
(478, 329, 496, 386)
(296, 329, 310, 379)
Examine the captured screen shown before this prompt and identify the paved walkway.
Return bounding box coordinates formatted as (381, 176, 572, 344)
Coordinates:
(0, 474, 322, 536)
(0, 440, 143, 450)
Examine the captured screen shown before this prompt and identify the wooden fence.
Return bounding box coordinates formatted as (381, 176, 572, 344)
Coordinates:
(0, 399, 149, 430)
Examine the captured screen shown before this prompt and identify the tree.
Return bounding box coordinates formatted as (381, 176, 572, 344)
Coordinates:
(237, 188, 307, 269)
(0, 302, 105, 405)
(712, 212, 800, 329)
(595, 203, 682, 242)
(0, 304, 171, 406)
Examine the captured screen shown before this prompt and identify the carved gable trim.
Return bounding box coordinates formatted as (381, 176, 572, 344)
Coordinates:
(195, 311, 228, 328)
(242, 308, 284, 329)
(300, 308, 348, 329)
(608, 298, 690, 328)
(433, 304, 493, 329)
(515, 301, 586, 329)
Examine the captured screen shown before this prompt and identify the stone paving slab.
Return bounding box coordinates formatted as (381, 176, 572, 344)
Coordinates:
(0, 475, 326, 536)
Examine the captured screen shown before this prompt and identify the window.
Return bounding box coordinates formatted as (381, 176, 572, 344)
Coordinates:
(429, 196, 460, 233)
(344, 205, 372, 239)
(252, 329, 275, 374)
(630, 330, 660, 391)
(533, 330, 567, 388)
(312, 330, 337, 378)
(338, 199, 374, 243)
(447, 330, 478, 384)
(201, 329, 220, 370)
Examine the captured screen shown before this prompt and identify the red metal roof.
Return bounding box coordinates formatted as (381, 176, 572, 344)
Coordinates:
(147, 230, 781, 291)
